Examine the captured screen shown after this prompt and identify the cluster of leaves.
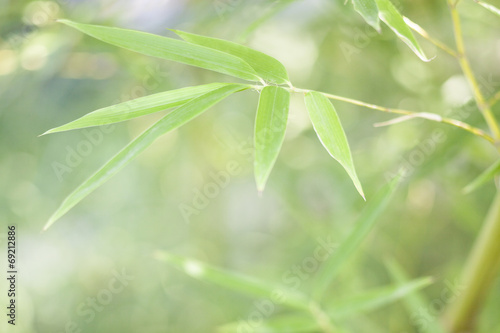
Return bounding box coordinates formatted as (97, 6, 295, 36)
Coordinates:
(43, 19, 368, 230)
(43, 0, 452, 230)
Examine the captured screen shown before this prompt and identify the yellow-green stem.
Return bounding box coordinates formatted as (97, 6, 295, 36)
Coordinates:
(444, 190, 500, 332)
(448, 0, 500, 139)
(443, 2, 500, 332)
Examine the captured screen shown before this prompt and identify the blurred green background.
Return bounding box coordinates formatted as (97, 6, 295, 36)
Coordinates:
(1, 0, 500, 332)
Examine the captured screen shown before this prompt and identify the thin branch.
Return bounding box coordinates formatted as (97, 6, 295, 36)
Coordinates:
(286, 86, 495, 144)
(448, 0, 500, 139)
(487, 90, 500, 108)
(403, 16, 458, 58)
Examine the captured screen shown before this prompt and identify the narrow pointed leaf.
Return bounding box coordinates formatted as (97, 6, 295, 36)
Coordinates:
(327, 277, 433, 319)
(475, 0, 500, 16)
(58, 20, 261, 82)
(254, 86, 290, 192)
(352, 0, 381, 32)
(42, 83, 233, 134)
(218, 313, 317, 333)
(43, 84, 246, 231)
(173, 30, 289, 85)
(375, 0, 432, 62)
(463, 159, 500, 194)
(154, 251, 310, 310)
(304, 91, 364, 198)
(386, 260, 446, 333)
(312, 174, 402, 300)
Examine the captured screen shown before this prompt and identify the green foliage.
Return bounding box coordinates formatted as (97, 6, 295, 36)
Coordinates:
(474, 0, 500, 16)
(43, 84, 247, 230)
(172, 30, 290, 85)
(254, 86, 290, 192)
(463, 159, 500, 194)
(58, 20, 262, 81)
(312, 174, 400, 300)
(375, 0, 432, 61)
(304, 92, 364, 199)
(44, 21, 366, 228)
(352, 0, 381, 32)
(42, 83, 233, 133)
(156, 176, 433, 331)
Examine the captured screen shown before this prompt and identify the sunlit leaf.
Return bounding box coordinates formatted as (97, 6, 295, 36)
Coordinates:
(58, 20, 261, 82)
(375, 0, 432, 61)
(304, 91, 364, 198)
(218, 313, 317, 333)
(328, 277, 433, 319)
(474, 0, 500, 16)
(42, 83, 233, 134)
(352, 0, 381, 32)
(43, 84, 246, 231)
(386, 259, 446, 333)
(154, 251, 310, 310)
(464, 159, 500, 194)
(173, 30, 289, 85)
(312, 174, 402, 300)
(254, 86, 290, 192)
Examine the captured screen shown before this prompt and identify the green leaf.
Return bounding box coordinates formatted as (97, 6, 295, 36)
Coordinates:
(474, 0, 500, 16)
(43, 84, 246, 231)
(218, 313, 317, 333)
(42, 83, 233, 134)
(386, 260, 446, 333)
(352, 0, 381, 32)
(58, 20, 261, 82)
(312, 174, 402, 300)
(304, 91, 364, 199)
(463, 159, 500, 194)
(254, 86, 290, 192)
(154, 251, 310, 310)
(327, 277, 433, 319)
(375, 0, 432, 62)
(172, 30, 289, 85)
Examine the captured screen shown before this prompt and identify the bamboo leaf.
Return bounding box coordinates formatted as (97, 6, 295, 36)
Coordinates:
(154, 251, 310, 310)
(474, 0, 500, 16)
(386, 259, 446, 333)
(375, 0, 432, 62)
(463, 159, 500, 194)
(352, 0, 381, 32)
(312, 174, 402, 300)
(43, 84, 246, 231)
(218, 313, 317, 333)
(42, 83, 233, 134)
(172, 30, 289, 85)
(304, 91, 364, 198)
(254, 86, 290, 192)
(58, 20, 262, 82)
(327, 277, 433, 319)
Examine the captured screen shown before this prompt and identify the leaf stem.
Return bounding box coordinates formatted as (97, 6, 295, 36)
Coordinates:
(448, 0, 500, 139)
